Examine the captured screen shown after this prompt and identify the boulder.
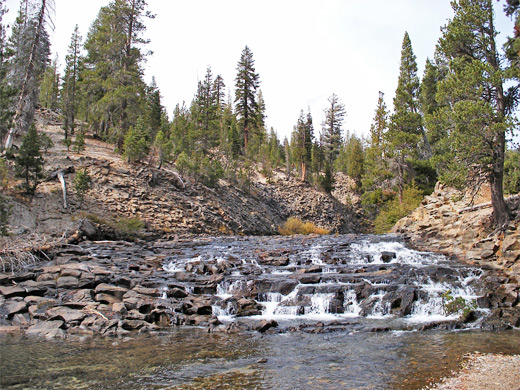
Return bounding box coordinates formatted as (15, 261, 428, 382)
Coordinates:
(381, 252, 396, 263)
(255, 319, 278, 333)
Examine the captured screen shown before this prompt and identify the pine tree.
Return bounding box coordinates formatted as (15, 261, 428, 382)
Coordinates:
(14, 123, 44, 194)
(291, 109, 314, 181)
(504, 0, 520, 80)
(362, 92, 393, 214)
(61, 24, 82, 139)
(145, 76, 162, 138)
(192, 66, 219, 152)
(345, 135, 364, 187)
(387, 32, 424, 203)
(82, 0, 153, 148)
(419, 59, 445, 152)
(0, 0, 14, 147)
(4, 0, 52, 150)
(123, 117, 150, 163)
(321, 93, 346, 167)
(39, 54, 60, 111)
(434, 0, 517, 228)
(234, 46, 260, 151)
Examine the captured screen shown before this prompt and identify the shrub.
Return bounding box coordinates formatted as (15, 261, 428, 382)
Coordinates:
(73, 168, 91, 207)
(278, 217, 329, 236)
(114, 217, 144, 239)
(73, 129, 86, 153)
(442, 290, 477, 318)
(373, 184, 423, 234)
(0, 195, 11, 236)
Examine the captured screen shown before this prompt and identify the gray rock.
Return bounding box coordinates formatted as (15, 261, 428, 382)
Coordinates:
(95, 283, 128, 301)
(26, 320, 64, 337)
(57, 276, 80, 289)
(46, 306, 86, 323)
(0, 285, 26, 298)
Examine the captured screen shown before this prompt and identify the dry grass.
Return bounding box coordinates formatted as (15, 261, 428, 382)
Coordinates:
(0, 235, 52, 273)
(278, 217, 329, 236)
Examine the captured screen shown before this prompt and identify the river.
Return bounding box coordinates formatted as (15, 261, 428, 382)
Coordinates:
(1, 234, 519, 389)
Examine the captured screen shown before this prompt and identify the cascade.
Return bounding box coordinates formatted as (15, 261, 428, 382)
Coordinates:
(161, 234, 490, 330)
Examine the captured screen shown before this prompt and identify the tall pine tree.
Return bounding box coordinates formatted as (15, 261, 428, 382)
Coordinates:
(433, 0, 517, 228)
(387, 32, 424, 202)
(234, 46, 260, 151)
(321, 93, 346, 167)
(61, 24, 82, 138)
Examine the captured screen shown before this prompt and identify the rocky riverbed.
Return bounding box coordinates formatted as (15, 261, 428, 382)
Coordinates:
(1, 234, 519, 338)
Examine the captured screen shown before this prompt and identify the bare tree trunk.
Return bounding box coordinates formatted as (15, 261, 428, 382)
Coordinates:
(57, 170, 67, 209)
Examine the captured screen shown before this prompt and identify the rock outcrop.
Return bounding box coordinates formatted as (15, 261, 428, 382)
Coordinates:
(392, 182, 520, 281)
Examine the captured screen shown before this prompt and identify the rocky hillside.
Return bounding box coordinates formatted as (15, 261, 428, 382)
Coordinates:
(2, 115, 364, 241)
(392, 182, 520, 282)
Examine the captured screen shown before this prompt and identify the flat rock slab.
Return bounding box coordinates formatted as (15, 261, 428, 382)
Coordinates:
(46, 306, 86, 323)
(26, 320, 64, 337)
(0, 285, 27, 298)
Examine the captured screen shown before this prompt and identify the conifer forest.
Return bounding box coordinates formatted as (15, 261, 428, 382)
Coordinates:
(0, 0, 519, 232)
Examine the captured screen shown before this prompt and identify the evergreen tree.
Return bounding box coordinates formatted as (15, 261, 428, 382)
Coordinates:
(192, 66, 219, 152)
(145, 76, 162, 138)
(153, 129, 172, 169)
(345, 134, 364, 187)
(321, 93, 346, 167)
(419, 59, 446, 152)
(504, 0, 520, 80)
(291, 109, 314, 181)
(61, 24, 82, 139)
(14, 123, 44, 194)
(82, 0, 153, 148)
(5, 0, 52, 150)
(362, 92, 393, 214)
(73, 168, 91, 208)
(0, 0, 15, 147)
(123, 117, 150, 163)
(72, 128, 86, 153)
(387, 32, 425, 203)
(433, 0, 517, 228)
(39, 54, 60, 111)
(234, 46, 260, 151)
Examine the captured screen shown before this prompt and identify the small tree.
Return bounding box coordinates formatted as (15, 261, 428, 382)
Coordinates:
(0, 194, 10, 236)
(154, 129, 173, 169)
(73, 168, 91, 208)
(72, 129, 86, 153)
(14, 123, 44, 194)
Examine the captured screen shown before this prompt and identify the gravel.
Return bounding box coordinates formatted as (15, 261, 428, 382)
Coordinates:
(424, 353, 520, 390)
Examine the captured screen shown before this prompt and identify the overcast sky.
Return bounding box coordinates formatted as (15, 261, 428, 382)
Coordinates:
(3, 0, 516, 141)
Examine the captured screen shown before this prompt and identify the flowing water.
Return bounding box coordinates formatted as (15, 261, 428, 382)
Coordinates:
(1, 234, 519, 389)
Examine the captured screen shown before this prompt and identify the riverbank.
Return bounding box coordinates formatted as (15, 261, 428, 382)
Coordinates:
(424, 353, 520, 390)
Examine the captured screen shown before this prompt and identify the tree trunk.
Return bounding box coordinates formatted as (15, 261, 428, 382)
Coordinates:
(57, 170, 67, 209)
(489, 133, 510, 229)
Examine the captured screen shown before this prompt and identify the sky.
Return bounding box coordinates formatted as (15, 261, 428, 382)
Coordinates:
(2, 0, 516, 142)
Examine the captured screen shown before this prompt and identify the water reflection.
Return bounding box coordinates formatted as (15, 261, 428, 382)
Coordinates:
(1, 329, 519, 389)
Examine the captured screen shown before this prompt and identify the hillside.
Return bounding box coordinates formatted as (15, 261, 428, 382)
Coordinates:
(2, 113, 364, 242)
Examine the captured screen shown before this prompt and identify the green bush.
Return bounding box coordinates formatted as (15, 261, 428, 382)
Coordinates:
(373, 184, 423, 234)
(114, 217, 144, 239)
(0, 195, 11, 236)
(442, 290, 477, 318)
(73, 168, 91, 207)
